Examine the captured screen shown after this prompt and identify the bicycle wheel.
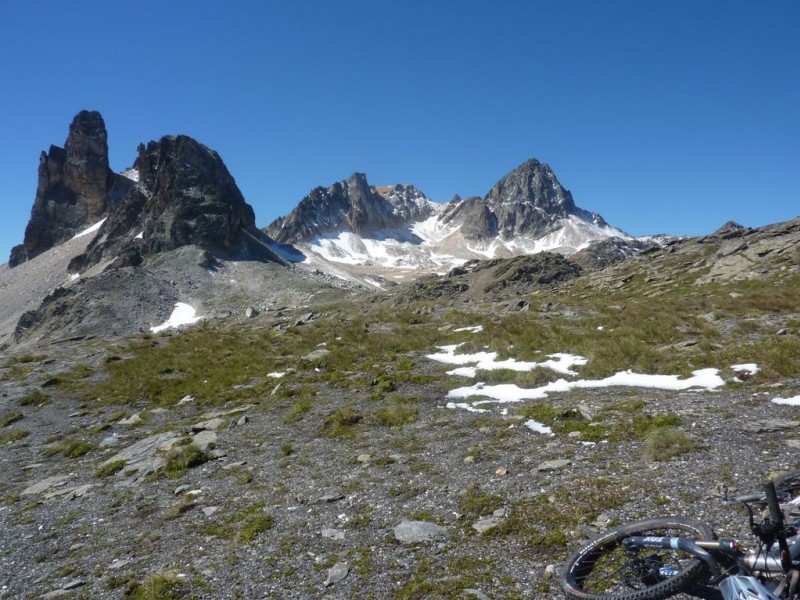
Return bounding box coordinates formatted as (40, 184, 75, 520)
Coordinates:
(560, 517, 716, 600)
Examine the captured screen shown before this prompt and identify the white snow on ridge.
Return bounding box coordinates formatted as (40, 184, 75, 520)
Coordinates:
(150, 302, 203, 333)
(72, 218, 107, 240)
(302, 213, 631, 271)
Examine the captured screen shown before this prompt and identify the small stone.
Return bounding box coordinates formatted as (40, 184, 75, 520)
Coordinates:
(537, 459, 572, 472)
(69, 543, 86, 552)
(150, 407, 168, 414)
(322, 528, 345, 541)
(221, 461, 247, 470)
(191, 418, 226, 432)
(357, 454, 373, 464)
(777, 328, 790, 336)
(245, 306, 257, 318)
(478, 427, 491, 434)
(62, 579, 85, 590)
(202, 506, 219, 517)
(208, 449, 227, 459)
(108, 558, 130, 570)
(236, 415, 248, 427)
(471, 517, 503, 534)
(317, 491, 345, 503)
(99, 436, 120, 448)
(544, 564, 557, 576)
(567, 431, 582, 438)
(324, 562, 349, 587)
(492, 507, 507, 518)
(394, 520, 447, 544)
(191, 430, 217, 451)
(495, 467, 508, 476)
(463, 456, 475, 464)
(178, 395, 194, 404)
(174, 484, 191, 496)
(118, 414, 141, 426)
(302, 347, 330, 361)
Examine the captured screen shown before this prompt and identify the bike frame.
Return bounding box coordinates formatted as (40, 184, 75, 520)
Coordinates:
(621, 531, 800, 599)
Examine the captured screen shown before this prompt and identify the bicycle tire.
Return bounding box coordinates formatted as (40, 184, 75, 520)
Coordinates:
(560, 516, 716, 600)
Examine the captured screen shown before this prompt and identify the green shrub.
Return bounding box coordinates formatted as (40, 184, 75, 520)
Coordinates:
(376, 403, 418, 427)
(320, 406, 363, 437)
(44, 440, 94, 459)
(0, 411, 24, 428)
(17, 390, 49, 406)
(163, 444, 209, 479)
(643, 426, 697, 461)
(96, 460, 126, 478)
(0, 429, 30, 444)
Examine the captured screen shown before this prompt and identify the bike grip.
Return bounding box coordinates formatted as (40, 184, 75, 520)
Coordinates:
(763, 480, 783, 525)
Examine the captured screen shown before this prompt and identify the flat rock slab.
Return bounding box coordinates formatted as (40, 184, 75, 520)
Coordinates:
(537, 459, 572, 472)
(191, 417, 226, 432)
(742, 419, 800, 433)
(21, 474, 74, 496)
(100, 431, 183, 477)
(394, 520, 447, 544)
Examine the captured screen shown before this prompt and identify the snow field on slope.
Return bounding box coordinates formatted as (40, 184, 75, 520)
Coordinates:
(426, 333, 770, 433)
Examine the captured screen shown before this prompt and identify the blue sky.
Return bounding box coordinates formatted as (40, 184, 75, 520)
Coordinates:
(1, 1, 798, 261)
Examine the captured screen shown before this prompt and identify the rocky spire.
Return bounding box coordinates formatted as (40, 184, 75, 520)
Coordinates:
(9, 110, 112, 267)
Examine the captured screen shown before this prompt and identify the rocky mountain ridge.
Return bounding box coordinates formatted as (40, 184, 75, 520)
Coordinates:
(8, 111, 280, 273)
(265, 159, 632, 270)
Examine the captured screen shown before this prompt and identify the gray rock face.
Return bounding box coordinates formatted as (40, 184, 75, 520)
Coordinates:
(441, 196, 498, 241)
(265, 173, 411, 243)
(485, 158, 606, 239)
(10, 111, 116, 267)
(70, 135, 273, 272)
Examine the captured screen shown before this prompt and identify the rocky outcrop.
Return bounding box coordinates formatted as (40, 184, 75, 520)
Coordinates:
(374, 184, 437, 222)
(265, 173, 412, 243)
(9, 111, 115, 267)
(570, 238, 657, 271)
(69, 135, 277, 272)
(440, 196, 498, 240)
(485, 159, 607, 239)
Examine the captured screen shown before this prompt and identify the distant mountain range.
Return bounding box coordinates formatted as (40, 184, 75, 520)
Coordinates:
(264, 159, 632, 271)
(3, 110, 798, 349)
(8, 111, 637, 276)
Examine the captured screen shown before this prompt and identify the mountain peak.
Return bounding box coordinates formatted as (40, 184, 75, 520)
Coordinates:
(9, 110, 113, 267)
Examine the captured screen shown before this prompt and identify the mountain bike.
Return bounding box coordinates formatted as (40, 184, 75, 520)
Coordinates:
(560, 471, 800, 599)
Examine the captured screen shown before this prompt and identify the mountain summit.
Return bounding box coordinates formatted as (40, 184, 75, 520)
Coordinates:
(9, 111, 278, 271)
(9, 111, 120, 267)
(265, 159, 629, 270)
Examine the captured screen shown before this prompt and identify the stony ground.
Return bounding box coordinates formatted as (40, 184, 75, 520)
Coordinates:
(1, 314, 799, 600)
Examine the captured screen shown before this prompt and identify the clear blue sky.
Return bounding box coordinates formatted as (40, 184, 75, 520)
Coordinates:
(1, 1, 798, 261)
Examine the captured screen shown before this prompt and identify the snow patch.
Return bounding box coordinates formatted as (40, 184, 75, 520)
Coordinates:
(524, 419, 554, 436)
(772, 395, 800, 406)
(72, 218, 107, 240)
(150, 303, 203, 333)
